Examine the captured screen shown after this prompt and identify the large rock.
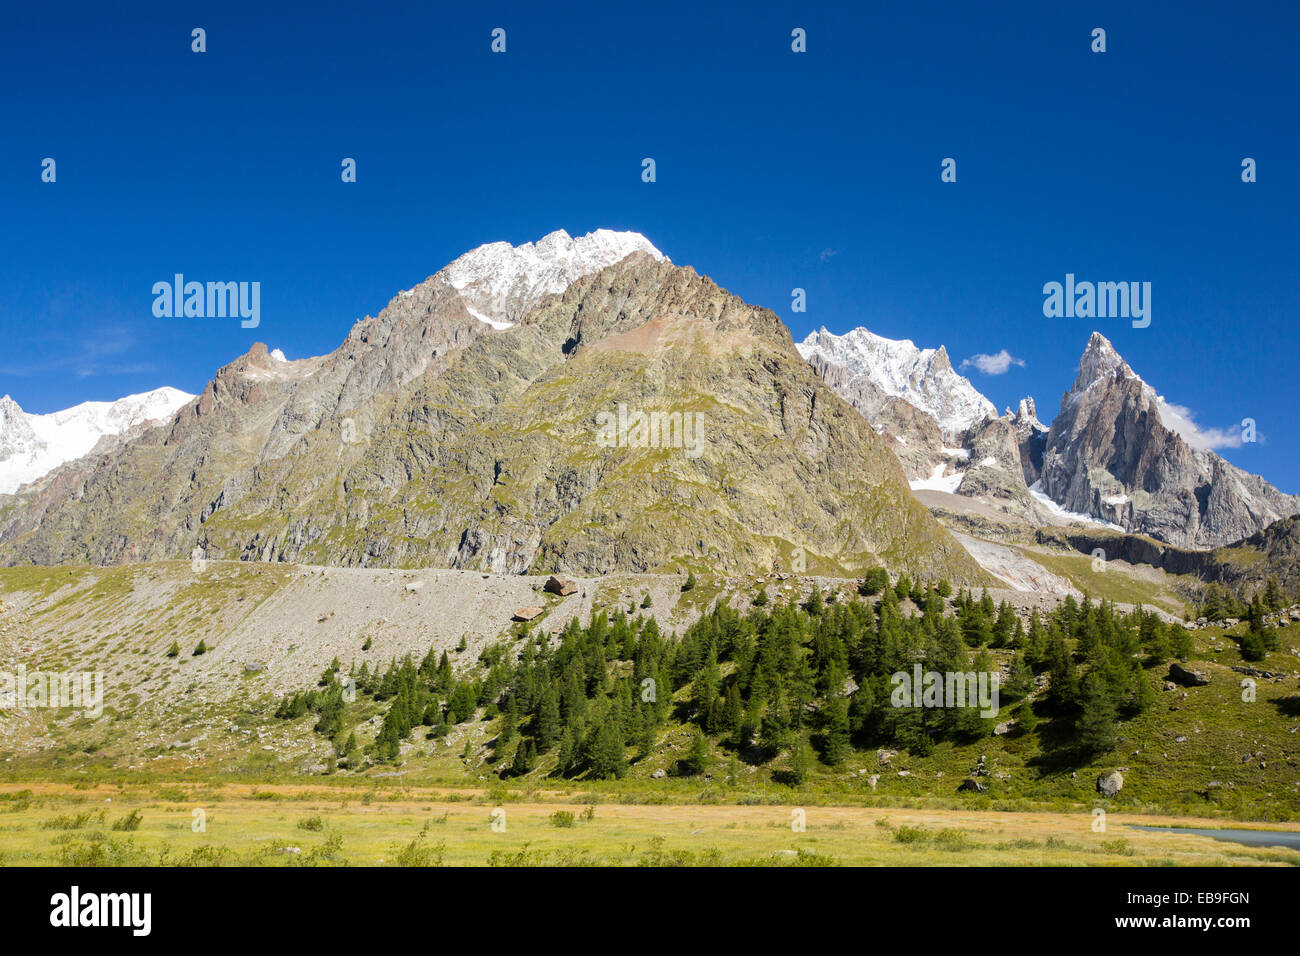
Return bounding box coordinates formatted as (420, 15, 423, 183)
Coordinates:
(512, 606, 544, 622)
(1097, 770, 1124, 798)
(1168, 662, 1210, 687)
(544, 575, 578, 596)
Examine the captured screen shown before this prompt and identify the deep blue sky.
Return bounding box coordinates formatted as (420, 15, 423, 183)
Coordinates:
(2, 2, 1297, 489)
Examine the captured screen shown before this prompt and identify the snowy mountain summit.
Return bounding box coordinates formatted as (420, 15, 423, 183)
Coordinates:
(0, 387, 194, 494)
(438, 228, 667, 329)
(796, 326, 995, 438)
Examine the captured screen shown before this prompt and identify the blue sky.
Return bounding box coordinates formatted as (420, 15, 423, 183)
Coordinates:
(2, 1, 1297, 489)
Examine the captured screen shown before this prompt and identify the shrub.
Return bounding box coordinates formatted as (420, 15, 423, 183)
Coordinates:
(110, 809, 144, 832)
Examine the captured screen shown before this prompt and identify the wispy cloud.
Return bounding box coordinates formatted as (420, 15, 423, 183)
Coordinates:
(0, 286, 158, 380)
(818, 248, 838, 262)
(960, 350, 1025, 375)
(1156, 399, 1247, 451)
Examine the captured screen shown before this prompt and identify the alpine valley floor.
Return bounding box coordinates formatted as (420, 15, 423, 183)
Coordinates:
(1, 559, 1299, 867)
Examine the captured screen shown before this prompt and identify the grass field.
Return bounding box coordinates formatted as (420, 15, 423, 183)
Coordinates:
(2, 782, 1298, 867)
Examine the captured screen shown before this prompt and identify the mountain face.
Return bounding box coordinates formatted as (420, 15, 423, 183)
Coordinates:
(0, 387, 194, 494)
(1037, 332, 1300, 548)
(0, 232, 984, 584)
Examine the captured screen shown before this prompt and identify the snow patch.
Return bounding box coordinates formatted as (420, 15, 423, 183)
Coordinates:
(910, 463, 965, 494)
(1028, 481, 1124, 530)
(465, 305, 514, 331)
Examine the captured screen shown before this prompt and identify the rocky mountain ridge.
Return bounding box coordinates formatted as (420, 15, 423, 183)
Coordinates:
(803, 326, 1298, 549)
(0, 234, 984, 584)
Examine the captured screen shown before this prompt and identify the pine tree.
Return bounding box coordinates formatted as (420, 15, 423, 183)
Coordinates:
(509, 738, 536, 776)
(535, 686, 561, 751)
(1075, 671, 1118, 754)
(786, 739, 810, 785)
(587, 720, 627, 779)
(821, 694, 851, 766)
(683, 727, 711, 775)
(859, 567, 890, 596)
(1264, 576, 1283, 613)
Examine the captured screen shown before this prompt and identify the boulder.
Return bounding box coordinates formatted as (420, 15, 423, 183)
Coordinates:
(958, 777, 987, 793)
(544, 575, 578, 596)
(513, 606, 544, 622)
(1168, 662, 1210, 687)
(994, 720, 1016, 736)
(243, 661, 264, 673)
(1097, 770, 1124, 798)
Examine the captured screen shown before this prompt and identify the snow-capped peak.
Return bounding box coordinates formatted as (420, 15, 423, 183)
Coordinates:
(439, 228, 667, 329)
(796, 325, 996, 436)
(0, 386, 194, 494)
(1010, 396, 1048, 433)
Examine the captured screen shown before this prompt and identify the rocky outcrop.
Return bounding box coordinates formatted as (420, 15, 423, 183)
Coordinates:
(1010, 397, 1049, 486)
(955, 416, 1033, 506)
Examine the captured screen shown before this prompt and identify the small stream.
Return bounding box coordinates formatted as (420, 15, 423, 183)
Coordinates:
(1128, 825, 1300, 850)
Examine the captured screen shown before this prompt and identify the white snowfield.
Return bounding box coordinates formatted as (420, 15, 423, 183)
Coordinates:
(0, 387, 194, 494)
(910, 462, 965, 494)
(437, 228, 667, 329)
(1028, 480, 1123, 531)
(796, 326, 996, 437)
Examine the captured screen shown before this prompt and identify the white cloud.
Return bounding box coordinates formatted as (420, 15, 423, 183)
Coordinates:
(960, 350, 1025, 375)
(1155, 398, 1244, 451)
(818, 248, 838, 261)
